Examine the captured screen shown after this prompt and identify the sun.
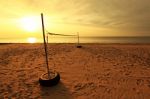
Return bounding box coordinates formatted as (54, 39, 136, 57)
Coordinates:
(27, 37, 37, 43)
(20, 16, 40, 32)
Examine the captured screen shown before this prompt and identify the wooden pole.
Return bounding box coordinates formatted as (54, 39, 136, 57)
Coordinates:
(77, 32, 79, 45)
(41, 13, 50, 79)
(47, 33, 48, 44)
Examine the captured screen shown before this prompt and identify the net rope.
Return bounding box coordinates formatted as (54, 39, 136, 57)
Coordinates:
(46, 31, 77, 37)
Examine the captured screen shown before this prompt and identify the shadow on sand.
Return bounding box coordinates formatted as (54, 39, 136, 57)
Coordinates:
(40, 81, 74, 99)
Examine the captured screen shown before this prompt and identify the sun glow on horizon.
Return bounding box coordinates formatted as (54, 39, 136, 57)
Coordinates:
(27, 37, 37, 43)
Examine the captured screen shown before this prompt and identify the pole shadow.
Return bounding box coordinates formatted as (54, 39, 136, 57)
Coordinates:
(39, 81, 74, 99)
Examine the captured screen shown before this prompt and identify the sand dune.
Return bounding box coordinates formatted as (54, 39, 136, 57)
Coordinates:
(0, 43, 150, 99)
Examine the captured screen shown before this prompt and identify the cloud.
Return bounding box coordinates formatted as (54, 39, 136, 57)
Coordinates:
(0, 0, 150, 35)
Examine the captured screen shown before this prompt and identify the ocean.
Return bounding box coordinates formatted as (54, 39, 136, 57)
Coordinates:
(0, 36, 150, 43)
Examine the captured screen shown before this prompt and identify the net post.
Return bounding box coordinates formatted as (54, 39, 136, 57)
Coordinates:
(41, 13, 50, 79)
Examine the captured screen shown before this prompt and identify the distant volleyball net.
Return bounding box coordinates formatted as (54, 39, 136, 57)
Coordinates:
(47, 32, 77, 37)
(46, 31, 80, 44)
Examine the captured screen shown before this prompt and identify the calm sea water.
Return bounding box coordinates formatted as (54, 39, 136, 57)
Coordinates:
(0, 37, 150, 43)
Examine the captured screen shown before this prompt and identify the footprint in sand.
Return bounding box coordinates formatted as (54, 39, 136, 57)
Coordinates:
(74, 82, 96, 92)
(117, 78, 128, 85)
(146, 80, 150, 87)
(124, 70, 132, 76)
(74, 83, 84, 91)
(136, 79, 144, 86)
(99, 78, 109, 85)
(104, 87, 112, 94)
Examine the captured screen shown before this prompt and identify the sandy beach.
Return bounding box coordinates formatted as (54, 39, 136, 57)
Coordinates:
(0, 43, 150, 99)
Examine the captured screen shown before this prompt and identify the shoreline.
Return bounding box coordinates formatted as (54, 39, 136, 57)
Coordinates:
(1, 42, 150, 45)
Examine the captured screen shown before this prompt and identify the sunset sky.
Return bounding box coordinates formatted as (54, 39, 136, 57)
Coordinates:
(0, 0, 150, 42)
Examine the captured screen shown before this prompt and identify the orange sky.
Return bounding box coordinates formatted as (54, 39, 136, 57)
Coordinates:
(0, 0, 150, 42)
